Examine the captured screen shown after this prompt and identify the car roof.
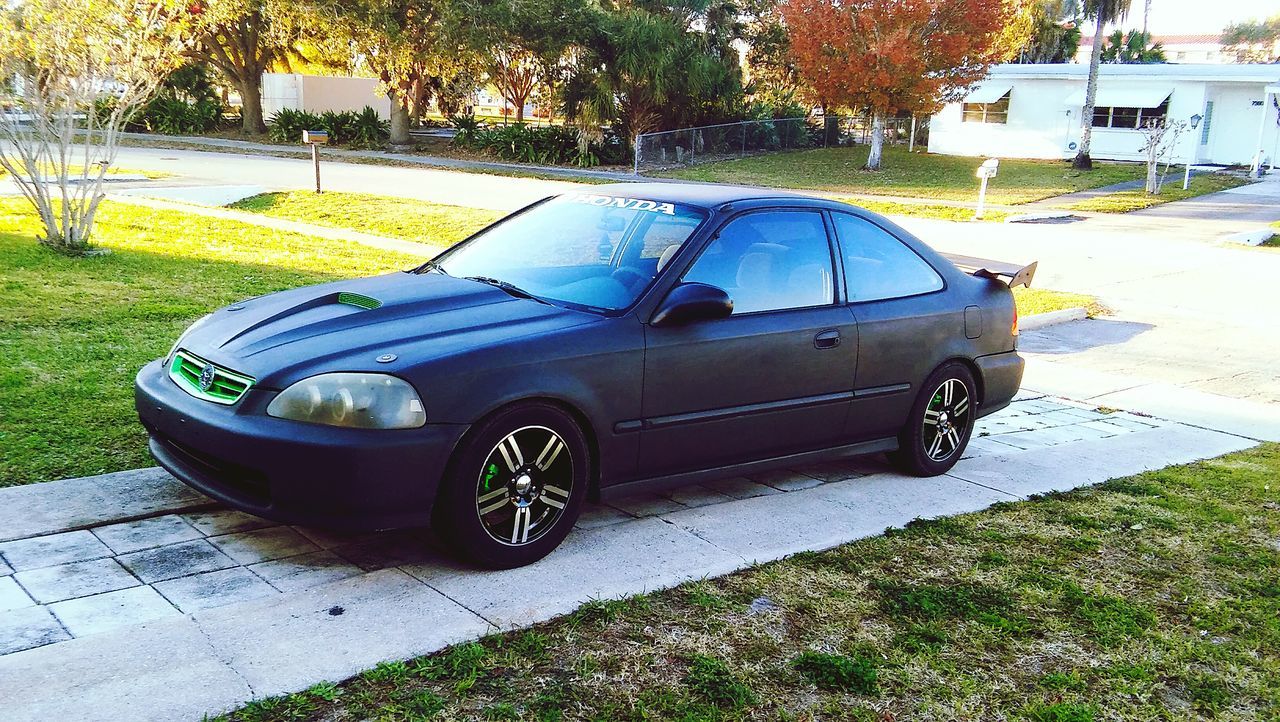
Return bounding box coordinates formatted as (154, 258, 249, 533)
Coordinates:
(583, 182, 813, 210)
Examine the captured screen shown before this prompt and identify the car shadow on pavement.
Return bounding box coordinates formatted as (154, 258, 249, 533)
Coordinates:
(1018, 318, 1153, 355)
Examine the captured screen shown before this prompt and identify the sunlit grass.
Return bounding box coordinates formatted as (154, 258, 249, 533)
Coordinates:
(1013, 287, 1106, 317)
(660, 146, 1148, 205)
(1061, 173, 1251, 213)
(0, 197, 422, 486)
(229, 191, 501, 247)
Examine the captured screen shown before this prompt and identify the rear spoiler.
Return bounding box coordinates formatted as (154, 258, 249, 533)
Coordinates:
(942, 254, 1037, 289)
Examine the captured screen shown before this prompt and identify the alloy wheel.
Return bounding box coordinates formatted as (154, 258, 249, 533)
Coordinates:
(474, 425, 574, 546)
(921, 378, 971, 462)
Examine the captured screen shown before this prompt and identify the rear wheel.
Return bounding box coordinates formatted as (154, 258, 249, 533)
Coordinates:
(889, 363, 976, 476)
(434, 403, 589, 568)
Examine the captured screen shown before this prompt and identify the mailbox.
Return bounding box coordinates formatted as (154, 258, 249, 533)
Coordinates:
(975, 158, 999, 179)
(302, 130, 329, 145)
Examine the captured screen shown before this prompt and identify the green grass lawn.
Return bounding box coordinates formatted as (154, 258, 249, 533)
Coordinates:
(229, 191, 501, 246)
(219, 443, 1280, 721)
(1061, 174, 1252, 214)
(661, 146, 1148, 205)
(0, 198, 423, 487)
(846, 197, 1010, 223)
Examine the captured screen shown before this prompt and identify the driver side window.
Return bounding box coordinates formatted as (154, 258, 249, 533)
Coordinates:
(682, 211, 835, 315)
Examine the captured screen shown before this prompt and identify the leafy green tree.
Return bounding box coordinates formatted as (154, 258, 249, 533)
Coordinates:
(1073, 0, 1133, 170)
(453, 0, 589, 122)
(189, 0, 300, 134)
(317, 0, 448, 146)
(1012, 0, 1081, 63)
(1222, 15, 1280, 63)
(562, 0, 745, 141)
(1101, 29, 1165, 63)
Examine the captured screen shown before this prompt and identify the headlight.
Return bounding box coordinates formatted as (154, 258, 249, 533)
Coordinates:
(167, 313, 213, 363)
(266, 373, 426, 429)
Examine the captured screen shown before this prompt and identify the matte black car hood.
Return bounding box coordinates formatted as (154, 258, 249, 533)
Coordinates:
(179, 272, 598, 387)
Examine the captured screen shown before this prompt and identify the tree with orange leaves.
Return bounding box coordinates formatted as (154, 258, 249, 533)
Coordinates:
(781, 0, 1018, 170)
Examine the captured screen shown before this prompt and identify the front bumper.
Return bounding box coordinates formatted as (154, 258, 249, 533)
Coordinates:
(974, 350, 1024, 418)
(135, 359, 468, 531)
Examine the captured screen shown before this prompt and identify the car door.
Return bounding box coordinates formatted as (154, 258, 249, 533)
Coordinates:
(830, 212, 956, 440)
(638, 209, 859, 476)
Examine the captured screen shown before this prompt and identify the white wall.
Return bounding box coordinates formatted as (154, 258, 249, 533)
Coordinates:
(261, 73, 392, 120)
(929, 76, 1275, 165)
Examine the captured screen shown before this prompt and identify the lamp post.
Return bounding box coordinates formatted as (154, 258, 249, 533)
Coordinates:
(1183, 113, 1203, 191)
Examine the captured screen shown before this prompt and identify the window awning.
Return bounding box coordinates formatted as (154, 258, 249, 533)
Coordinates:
(963, 84, 1012, 105)
(1063, 86, 1172, 108)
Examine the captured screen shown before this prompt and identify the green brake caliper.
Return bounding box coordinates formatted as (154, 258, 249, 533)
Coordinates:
(483, 463, 500, 491)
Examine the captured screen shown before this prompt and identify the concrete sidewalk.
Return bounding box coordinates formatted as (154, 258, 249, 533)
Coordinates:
(0, 377, 1265, 721)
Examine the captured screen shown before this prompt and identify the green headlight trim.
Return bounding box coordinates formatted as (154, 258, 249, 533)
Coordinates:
(168, 350, 255, 405)
(337, 292, 382, 310)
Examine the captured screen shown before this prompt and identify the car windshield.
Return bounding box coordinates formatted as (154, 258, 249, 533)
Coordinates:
(429, 193, 707, 313)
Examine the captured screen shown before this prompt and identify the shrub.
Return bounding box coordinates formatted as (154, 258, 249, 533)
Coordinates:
(268, 108, 322, 144)
(318, 110, 357, 144)
(452, 121, 624, 167)
(349, 106, 389, 149)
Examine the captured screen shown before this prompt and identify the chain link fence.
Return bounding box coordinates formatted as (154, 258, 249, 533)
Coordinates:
(632, 114, 929, 174)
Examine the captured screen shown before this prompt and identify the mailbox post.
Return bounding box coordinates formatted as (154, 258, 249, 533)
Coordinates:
(974, 158, 999, 220)
(302, 130, 328, 194)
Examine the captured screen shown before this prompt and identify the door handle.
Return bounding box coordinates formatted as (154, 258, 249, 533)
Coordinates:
(814, 330, 841, 349)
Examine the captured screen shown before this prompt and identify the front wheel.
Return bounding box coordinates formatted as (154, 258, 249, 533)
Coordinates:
(889, 363, 977, 477)
(434, 403, 589, 569)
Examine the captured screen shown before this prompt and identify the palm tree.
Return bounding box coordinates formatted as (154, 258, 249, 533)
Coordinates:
(1073, 0, 1133, 170)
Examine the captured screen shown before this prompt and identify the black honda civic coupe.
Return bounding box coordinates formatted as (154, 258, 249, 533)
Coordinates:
(136, 183, 1035, 568)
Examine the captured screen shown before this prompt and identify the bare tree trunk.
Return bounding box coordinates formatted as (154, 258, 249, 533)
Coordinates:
(389, 95, 412, 148)
(1073, 16, 1107, 170)
(1143, 0, 1151, 34)
(238, 72, 266, 135)
(865, 111, 885, 170)
(515, 103, 525, 123)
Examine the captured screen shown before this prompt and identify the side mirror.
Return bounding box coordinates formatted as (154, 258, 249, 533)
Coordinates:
(651, 282, 733, 327)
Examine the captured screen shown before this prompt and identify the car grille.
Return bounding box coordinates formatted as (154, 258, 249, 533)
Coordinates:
(169, 350, 254, 405)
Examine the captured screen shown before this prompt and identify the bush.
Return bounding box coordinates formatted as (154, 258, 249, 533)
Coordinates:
(268, 108, 323, 144)
(451, 121, 624, 168)
(269, 106, 387, 148)
(95, 93, 223, 135)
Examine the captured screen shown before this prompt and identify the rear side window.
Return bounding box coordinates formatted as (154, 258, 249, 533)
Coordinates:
(831, 213, 943, 302)
(682, 210, 834, 314)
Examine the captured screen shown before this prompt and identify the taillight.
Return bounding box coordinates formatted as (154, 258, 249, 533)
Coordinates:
(1011, 305, 1019, 336)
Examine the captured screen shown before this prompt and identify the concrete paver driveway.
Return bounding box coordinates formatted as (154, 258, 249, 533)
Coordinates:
(0, 381, 1263, 721)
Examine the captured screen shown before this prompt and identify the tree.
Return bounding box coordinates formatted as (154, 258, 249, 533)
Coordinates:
(454, 0, 587, 123)
(743, 1, 803, 106)
(781, 0, 1015, 170)
(1101, 28, 1165, 63)
(319, 0, 447, 147)
(1137, 117, 1185, 194)
(561, 0, 745, 142)
(0, 0, 192, 254)
(1072, 0, 1132, 170)
(1222, 15, 1280, 63)
(1013, 0, 1081, 63)
(189, 1, 296, 135)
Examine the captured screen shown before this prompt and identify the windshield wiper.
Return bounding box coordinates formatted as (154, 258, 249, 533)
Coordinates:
(463, 276, 551, 305)
(420, 261, 449, 276)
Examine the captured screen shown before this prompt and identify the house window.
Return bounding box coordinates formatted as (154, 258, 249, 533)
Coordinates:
(1091, 98, 1169, 129)
(962, 92, 1010, 124)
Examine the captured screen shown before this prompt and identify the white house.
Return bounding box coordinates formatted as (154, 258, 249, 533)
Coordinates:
(1075, 34, 1231, 64)
(927, 64, 1280, 167)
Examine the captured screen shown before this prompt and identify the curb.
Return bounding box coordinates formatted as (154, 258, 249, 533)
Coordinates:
(1221, 228, 1276, 247)
(0, 467, 216, 543)
(1020, 306, 1088, 332)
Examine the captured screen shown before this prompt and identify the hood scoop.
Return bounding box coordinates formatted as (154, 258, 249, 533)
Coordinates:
(337, 292, 382, 310)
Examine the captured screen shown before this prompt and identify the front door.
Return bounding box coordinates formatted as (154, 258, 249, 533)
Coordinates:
(639, 209, 858, 476)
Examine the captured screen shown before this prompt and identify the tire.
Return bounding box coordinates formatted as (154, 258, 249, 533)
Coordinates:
(889, 363, 977, 477)
(434, 402, 589, 569)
